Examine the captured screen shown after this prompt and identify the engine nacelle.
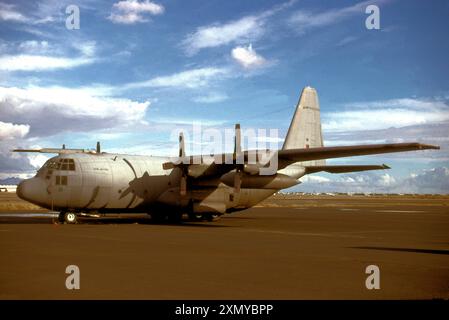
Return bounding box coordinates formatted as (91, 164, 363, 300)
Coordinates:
(220, 172, 299, 189)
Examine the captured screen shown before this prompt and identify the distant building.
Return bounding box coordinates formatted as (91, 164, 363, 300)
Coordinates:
(0, 185, 18, 192)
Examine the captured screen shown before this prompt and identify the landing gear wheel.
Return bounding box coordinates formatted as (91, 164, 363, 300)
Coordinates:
(188, 213, 203, 221)
(64, 212, 77, 224)
(204, 214, 220, 222)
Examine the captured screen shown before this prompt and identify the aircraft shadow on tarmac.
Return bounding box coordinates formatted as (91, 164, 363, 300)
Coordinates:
(0, 216, 231, 227)
(351, 246, 449, 256)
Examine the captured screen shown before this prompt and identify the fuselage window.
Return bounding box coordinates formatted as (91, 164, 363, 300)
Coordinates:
(55, 176, 68, 185)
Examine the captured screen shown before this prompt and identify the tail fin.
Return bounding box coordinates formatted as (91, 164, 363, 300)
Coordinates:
(283, 86, 325, 165)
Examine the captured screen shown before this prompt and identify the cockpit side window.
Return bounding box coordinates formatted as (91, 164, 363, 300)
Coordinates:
(68, 159, 75, 171)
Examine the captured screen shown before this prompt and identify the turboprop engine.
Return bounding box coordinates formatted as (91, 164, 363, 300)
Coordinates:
(220, 171, 300, 190)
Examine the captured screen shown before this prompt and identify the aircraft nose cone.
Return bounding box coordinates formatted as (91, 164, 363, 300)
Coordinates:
(16, 178, 49, 208)
(16, 180, 26, 200)
(16, 178, 44, 203)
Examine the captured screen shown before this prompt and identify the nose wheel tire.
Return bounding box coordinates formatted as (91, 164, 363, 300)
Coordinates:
(59, 212, 77, 224)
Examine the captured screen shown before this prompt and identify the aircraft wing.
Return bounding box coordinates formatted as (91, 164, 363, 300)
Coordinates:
(164, 142, 439, 178)
(13, 148, 89, 154)
(12, 142, 102, 154)
(304, 164, 390, 174)
(277, 142, 439, 169)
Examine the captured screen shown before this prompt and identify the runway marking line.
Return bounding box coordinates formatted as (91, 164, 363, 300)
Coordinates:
(374, 210, 425, 213)
(244, 228, 366, 239)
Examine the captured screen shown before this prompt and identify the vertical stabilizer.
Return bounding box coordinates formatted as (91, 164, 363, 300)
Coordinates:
(283, 86, 325, 166)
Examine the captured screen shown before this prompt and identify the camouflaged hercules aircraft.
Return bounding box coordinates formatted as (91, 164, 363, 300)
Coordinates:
(14, 87, 439, 224)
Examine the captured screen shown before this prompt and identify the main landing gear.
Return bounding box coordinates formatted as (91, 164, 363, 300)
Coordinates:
(149, 212, 221, 223)
(187, 213, 221, 222)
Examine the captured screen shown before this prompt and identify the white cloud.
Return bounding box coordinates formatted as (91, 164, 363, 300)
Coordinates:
(27, 154, 49, 169)
(0, 82, 151, 175)
(0, 40, 97, 71)
(0, 1, 62, 25)
(0, 85, 150, 137)
(300, 175, 331, 183)
(336, 36, 358, 47)
(0, 173, 33, 180)
(0, 139, 36, 174)
(0, 121, 30, 140)
(192, 92, 228, 104)
(378, 173, 396, 187)
(398, 167, 449, 194)
(182, 16, 265, 55)
(323, 98, 449, 132)
(0, 54, 94, 71)
(0, 3, 27, 22)
(75, 41, 96, 57)
(125, 67, 229, 89)
(292, 167, 449, 194)
(108, 0, 164, 24)
(17, 40, 51, 54)
(181, 1, 295, 54)
(288, 0, 389, 34)
(231, 44, 267, 69)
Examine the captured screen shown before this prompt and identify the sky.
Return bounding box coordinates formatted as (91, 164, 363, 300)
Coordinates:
(0, 0, 448, 193)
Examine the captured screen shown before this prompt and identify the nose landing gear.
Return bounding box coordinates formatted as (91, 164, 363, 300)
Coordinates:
(58, 212, 78, 224)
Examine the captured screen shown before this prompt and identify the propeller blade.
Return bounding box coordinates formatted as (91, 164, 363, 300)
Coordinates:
(233, 124, 243, 193)
(180, 174, 187, 196)
(179, 132, 185, 158)
(234, 170, 241, 193)
(234, 123, 242, 164)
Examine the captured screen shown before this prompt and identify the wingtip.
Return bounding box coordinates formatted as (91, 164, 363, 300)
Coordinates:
(420, 143, 440, 150)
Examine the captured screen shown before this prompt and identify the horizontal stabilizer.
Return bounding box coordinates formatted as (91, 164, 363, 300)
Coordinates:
(305, 164, 390, 174)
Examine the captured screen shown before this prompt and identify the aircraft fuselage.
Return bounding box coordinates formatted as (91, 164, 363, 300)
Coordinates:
(17, 153, 278, 215)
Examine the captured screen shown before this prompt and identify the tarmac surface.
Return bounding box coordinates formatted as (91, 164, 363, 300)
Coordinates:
(0, 194, 448, 299)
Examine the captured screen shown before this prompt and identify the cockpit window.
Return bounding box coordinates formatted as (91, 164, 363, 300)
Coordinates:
(43, 158, 76, 171)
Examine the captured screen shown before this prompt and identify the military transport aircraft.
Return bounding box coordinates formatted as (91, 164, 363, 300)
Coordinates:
(14, 87, 439, 224)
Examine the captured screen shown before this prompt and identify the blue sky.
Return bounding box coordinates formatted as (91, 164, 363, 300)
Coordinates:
(0, 0, 448, 193)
